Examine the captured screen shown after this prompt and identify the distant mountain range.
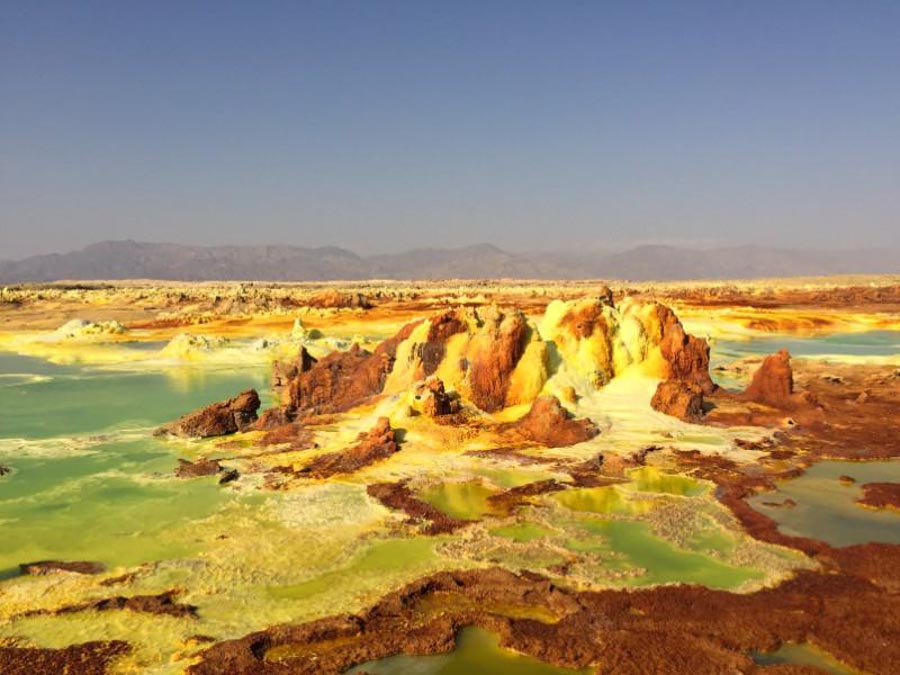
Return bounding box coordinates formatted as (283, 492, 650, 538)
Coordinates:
(0, 240, 897, 283)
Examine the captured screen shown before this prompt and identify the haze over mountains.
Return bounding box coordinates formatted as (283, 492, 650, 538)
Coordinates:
(0, 241, 897, 284)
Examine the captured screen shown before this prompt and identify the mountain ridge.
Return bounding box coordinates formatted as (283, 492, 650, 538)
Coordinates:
(0, 240, 896, 283)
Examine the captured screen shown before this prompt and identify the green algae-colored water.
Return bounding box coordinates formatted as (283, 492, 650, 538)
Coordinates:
(564, 519, 762, 589)
(0, 438, 226, 576)
(490, 522, 556, 543)
(476, 466, 557, 489)
(624, 466, 707, 496)
(554, 486, 653, 515)
(346, 626, 589, 675)
(749, 460, 900, 547)
(419, 479, 501, 520)
(267, 537, 447, 601)
(0, 352, 274, 578)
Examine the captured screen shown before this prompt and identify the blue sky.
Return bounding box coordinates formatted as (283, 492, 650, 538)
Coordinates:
(2, 1, 898, 257)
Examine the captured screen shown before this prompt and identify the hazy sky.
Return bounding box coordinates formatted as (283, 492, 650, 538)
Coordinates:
(2, 1, 899, 258)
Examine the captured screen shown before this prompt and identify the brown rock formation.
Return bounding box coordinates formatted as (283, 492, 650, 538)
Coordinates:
(283, 323, 418, 415)
(412, 376, 456, 417)
(73, 590, 198, 618)
(0, 640, 130, 675)
(272, 347, 317, 403)
(419, 309, 469, 376)
(174, 458, 223, 478)
(303, 417, 398, 478)
(17, 591, 198, 621)
(284, 344, 386, 414)
(507, 395, 598, 447)
(653, 304, 716, 394)
(742, 349, 815, 410)
(651, 379, 704, 421)
(366, 482, 469, 534)
(857, 482, 900, 511)
(254, 406, 295, 430)
(466, 308, 528, 412)
(256, 419, 316, 453)
(155, 390, 260, 438)
(19, 560, 105, 576)
(597, 452, 630, 479)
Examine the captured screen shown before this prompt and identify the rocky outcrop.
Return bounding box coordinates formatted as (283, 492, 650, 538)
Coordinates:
(19, 591, 199, 620)
(384, 306, 537, 412)
(540, 298, 715, 393)
(466, 307, 529, 412)
(651, 379, 705, 422)
(174, 458, 237, 483)
(284, 344, 387, 414)
(271, 347, 317, 403)
(19, 560, 106, 576)
(51, 319, 126, 340)
(254, 406, 295, 430)
(174, 458, 223, 478)
(156, 390, 260, 438)
(411, 376, 457, 417)
(266, 299, 714, 420)
(644, 303, 716, 421)
(653, 304, 716, 394)
(743, 349, 815, 410)
(307, 289, 371, 309)
(541, 297, 615, 387)
(283, 323, 418, 415)
(303, 417, 398, 478)
(159, 333, 229, 359)
(706, 360, 898, 459)
(420, 310, 469, 374)
(508, 395, 599, 447)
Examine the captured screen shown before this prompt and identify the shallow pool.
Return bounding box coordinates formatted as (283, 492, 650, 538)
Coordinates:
(346, 626, 589, 675)
(749, 460, 900, 546)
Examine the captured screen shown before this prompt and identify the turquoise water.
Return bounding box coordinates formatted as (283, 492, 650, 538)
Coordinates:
(749, 460, 900, 547)
(712, 330, 900, 366)
(0, 352, 270, 439)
